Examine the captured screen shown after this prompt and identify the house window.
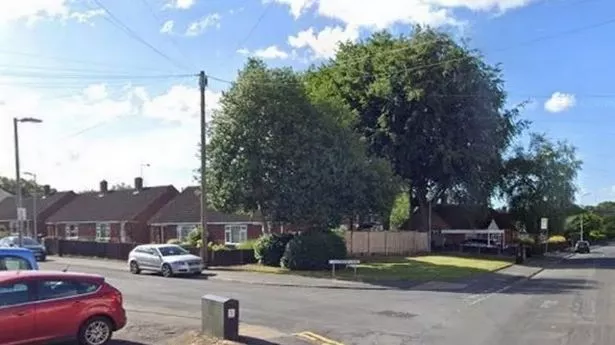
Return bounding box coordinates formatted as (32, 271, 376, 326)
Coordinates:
(224, 224, 247, 244)
(95, 223, 111, 242)
(176, 225, 197, 242)
(65, 224, 79, 240)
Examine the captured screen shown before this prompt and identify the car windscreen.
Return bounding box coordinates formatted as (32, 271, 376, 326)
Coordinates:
(157, 246, 189, 256)
(0, 255, 33, 271)
(21, 238, 40, 246)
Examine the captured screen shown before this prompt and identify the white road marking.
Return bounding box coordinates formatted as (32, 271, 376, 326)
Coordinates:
(540, 300, 558, 309)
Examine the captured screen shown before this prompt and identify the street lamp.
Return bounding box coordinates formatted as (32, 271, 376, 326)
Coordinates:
(23, 172, 37, 241)
(140, 163, 150, 181)
(14, 117, 43, 247)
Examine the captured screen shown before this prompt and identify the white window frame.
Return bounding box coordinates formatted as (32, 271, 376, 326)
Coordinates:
(176, 224, 197, 242)
(65, 224, 79, 240)
(95, 223, 111, 242)
(224, 224, 248, 245)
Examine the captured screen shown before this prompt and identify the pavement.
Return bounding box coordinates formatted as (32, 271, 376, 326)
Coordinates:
(39, 250, 582, 344)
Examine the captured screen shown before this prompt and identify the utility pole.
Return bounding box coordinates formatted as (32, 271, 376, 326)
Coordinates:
(14, 118, 23, 247)
(24, 172, 37, 241)
(199, 70, 209, 267)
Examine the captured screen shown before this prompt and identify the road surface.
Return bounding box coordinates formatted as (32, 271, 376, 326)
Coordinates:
(41, 246, 615, 345)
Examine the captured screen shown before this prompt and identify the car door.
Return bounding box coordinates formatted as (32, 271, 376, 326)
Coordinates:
(32, 278, 90, 342)
(145, 247, 163, 270)
(0, 280, 35, 345)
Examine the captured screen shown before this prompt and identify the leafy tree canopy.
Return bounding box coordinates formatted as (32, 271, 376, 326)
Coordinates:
(0, 176, 55, 197)
(500, 133, 582, 234)
(205, 59, 398, 230)
(305, 27, 526, 220)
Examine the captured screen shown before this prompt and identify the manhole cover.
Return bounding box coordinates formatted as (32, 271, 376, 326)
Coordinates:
(375, 310, 417, 319)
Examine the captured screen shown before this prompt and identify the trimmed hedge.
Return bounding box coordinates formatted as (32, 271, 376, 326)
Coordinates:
(280, 231, 347, 271)
(254, 233, 295, 266)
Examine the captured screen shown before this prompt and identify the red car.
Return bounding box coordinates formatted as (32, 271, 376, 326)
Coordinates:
(0, 270, 126, 345)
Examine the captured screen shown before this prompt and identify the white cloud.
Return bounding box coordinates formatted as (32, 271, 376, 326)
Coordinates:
(83, 84, 108, 101)
(0, 1, 105, 25)
(238, 46, 290, 59)
(271, 0, 533, 28)
(544, 92, 576, 113)
(165, 0, 196, 10)
(69, 9, 105, 25)
(275, 0, 537, 59)
(288, 25, 359, 60)
(185, 13, 221, 36)
(160, 20, 174, 34)
(0, 82, 221, 192)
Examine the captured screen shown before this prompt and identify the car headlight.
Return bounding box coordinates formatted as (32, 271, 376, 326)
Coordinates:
(173, 261, 186, 266)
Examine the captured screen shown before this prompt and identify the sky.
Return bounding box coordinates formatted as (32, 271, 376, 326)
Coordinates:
(0, 0, 611, 206)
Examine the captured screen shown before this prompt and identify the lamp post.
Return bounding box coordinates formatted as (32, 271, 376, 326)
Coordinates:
(140, 163, 150, 181)
(14, 117, 43, 247)
(23, 172, 37, 241)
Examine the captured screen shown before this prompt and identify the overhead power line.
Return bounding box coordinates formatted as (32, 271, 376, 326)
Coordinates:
(91, 0, 192, 72)
(208, 15, 615, 90)
(139, 0, 197, 70)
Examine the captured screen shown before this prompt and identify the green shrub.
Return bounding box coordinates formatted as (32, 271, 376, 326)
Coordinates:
(236, 239, 258, 250)
(254, 233, 295, 266)
(547, 235, 567, 244)
(210, 242, 230, 251)
(280, 231, 347, 270)
(166, 238, 182, 245)
(187, 228, 201, 247)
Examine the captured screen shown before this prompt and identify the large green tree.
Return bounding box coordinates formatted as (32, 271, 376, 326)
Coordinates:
(205, 59, 396, 230)
(500, 133, 582, 234)
(0, 176, 55, 197)
(305, 27, 525, 226)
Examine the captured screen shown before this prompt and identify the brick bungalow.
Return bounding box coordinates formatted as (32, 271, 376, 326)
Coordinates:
(0, 186, 76, 238)
(148, 186, 266, 245)
(46, 178, 178, 243)
(407, 204, 516, 248)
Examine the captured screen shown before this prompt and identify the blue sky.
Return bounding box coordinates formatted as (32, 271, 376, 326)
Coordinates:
(0, 0, 611, 205)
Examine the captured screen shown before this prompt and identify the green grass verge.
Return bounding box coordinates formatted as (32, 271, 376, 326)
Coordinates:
(220, 254, 513, 282)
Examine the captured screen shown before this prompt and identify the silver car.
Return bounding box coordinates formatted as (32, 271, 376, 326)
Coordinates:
(127, 244, 203, 277)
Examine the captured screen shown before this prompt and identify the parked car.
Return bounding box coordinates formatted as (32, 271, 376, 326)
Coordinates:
(0, 247, 39, 271)
(0, 236, 47, 261)
(128, 244, 203, 277)
(574, 240, 590, 253)
(0, 270, 126, 345)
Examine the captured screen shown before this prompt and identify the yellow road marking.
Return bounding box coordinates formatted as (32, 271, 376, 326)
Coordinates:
(294, 331, 344, 345)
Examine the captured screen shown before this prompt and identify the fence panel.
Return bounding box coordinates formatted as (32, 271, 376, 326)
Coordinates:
(344, 231, 429, 256)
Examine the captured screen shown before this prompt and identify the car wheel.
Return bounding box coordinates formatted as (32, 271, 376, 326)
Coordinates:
(129, 260, 141, 274)
(78, 316, 113, 345)
(161, 263, 173, 277)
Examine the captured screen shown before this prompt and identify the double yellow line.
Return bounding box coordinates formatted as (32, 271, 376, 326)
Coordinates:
(294, 331, 344, 345)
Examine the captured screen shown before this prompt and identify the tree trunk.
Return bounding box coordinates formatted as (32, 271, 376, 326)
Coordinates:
(415, 185, 429, 232)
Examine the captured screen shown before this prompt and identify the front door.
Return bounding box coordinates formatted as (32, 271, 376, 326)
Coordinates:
(0, 281, 35, 345)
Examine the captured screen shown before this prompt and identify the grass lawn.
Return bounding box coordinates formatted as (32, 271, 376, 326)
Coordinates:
(219, 254, 513, 282)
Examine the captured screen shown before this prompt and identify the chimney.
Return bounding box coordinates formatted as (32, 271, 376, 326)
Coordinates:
(134, 177, 143, 191)
(43, 185, 51, 196)
(100, 180, 108, 193)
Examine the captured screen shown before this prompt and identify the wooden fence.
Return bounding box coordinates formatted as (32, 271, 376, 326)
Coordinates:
(344, 231, 429, 256)
(44, 239, 256, 266)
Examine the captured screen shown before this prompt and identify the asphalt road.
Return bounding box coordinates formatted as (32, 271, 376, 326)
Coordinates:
(41, 247, 615, 345)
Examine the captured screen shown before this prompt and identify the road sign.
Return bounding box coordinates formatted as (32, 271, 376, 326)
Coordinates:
(17, 207, 26, 221)
(540, 218, 548, 230)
